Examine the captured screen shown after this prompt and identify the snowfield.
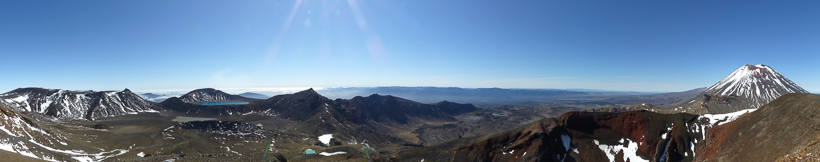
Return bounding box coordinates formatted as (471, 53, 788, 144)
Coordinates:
(593, 138, 649, 162)
(699, 109, 756, 126)
(318, 134, 333, 146)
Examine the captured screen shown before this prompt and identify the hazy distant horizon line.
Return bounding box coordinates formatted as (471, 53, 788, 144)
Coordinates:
(1, 86, 712, 95)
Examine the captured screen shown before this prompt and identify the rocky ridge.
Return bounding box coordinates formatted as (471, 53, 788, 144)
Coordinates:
(0, 88, 155, 120)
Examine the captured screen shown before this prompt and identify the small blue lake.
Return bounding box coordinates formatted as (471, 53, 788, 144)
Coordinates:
(193, 102, 249, 106)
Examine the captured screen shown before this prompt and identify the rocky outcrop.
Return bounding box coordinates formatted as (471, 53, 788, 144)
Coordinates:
(175, 121, 263, 136)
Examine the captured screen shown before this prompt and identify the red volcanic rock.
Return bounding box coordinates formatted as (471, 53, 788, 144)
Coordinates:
(696, 120, 736, 161)
(562, 111, 656, 155)
(561, 110, 701, 161)
(400, 108, 707, 161)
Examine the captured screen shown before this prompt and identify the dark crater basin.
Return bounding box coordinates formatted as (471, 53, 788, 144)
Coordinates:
(176, 121, 263, 135)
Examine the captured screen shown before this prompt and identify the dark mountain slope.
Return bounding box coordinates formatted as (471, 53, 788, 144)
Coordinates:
(154, 88, 480, 152)
(698, 93, 820, 161)
(257, 88, 335, 121)
(156, 89, 478, 123)
(335, 94, 477, 124)
(154, 88, 314, 117)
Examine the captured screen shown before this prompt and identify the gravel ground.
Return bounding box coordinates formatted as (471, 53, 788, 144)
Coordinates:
(0, 150, 46, 162)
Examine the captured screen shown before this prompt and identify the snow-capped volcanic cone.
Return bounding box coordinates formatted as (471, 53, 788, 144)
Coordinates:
(704, 64, 808, 107)
(679, 64, 809, 114)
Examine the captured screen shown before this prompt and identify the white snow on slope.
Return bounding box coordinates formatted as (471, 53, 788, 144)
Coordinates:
(681, 108, 757, 159)
(0, 104, 131, 161)
(319, 151, 347, 156)
(318, 134, 333, 146)
(689, 141, 696, 157)
(693, 108, 756, 141)
(0, 105, 62, 161)
(703, 64, 808, 108)
(699, 109, 756, 126)
(1, 89, 154, 120)
(560, 134, 578, 161)
(593, 138, 649, 162)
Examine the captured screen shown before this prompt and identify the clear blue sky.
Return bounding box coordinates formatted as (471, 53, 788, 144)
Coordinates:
(1, 0, 818, 93)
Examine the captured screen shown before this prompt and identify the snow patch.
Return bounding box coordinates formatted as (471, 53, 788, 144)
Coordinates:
(0, 139, 44, 161)
(699, 109, 756, 126)
(593, 138, 649, 162)
(560, 133, 578, 161)
(318, 134, 333, 146)
(690, 141, 696, 157)
(11, 95, 28, 103)
(319, 151, 347, 156)
(561, 134, 571, 150)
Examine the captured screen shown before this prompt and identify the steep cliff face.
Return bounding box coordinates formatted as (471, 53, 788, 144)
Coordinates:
(0, 88, 155, 120)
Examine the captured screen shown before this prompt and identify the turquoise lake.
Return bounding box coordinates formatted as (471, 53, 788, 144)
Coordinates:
(193, 102, 249, 105)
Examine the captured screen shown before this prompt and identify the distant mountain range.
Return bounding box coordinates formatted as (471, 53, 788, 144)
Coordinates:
(0, 88, 154, 120)
(316, 87, 704, 107)
(132, 87, 703, 108)
(605, 87, 707, 108)
(317, 87, 593, 105)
